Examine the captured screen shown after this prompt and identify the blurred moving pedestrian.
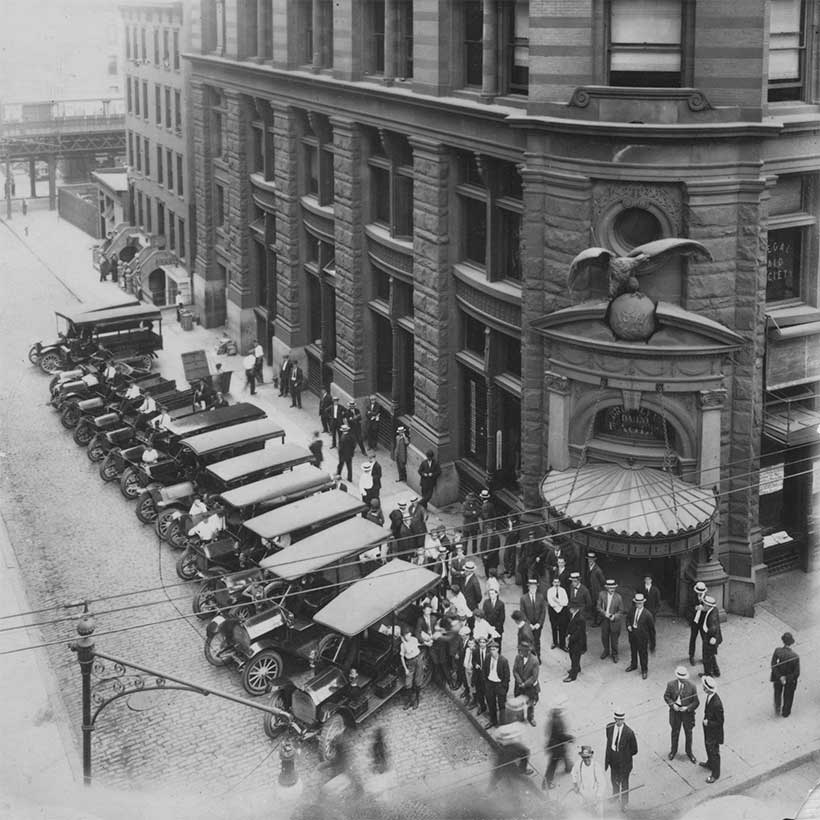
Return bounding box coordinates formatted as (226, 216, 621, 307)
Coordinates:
(253, 339, 264, 383)
(604, 708, 638, 812)
(625, 593, 656, 679)
(770, 632, 800, 717)
(243, 351, 256, 395)
(542, 700, 573, 790)
(700, 676, 724, 783)
(490, 722, 535, 812)
(175, 290, 184, 321)
(371, 727, 389, 774)
(309, 431, 323, 468)
(597, 579, 623, 663)
(664, 666, 699, 763)
(289, 359, 304, 408)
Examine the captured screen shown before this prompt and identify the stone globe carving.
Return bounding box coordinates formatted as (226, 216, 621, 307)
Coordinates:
(608, 292, 657, 341)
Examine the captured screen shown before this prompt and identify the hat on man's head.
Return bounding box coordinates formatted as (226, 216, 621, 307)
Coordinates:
(370, 498, 380, 508)
(587, 552, 597, 560)
(579, 746, 594, 759)
(613, 708, 625, 719)
(477, 635, 488, 644)
(694, 581, 707, 594)
(438, 545, 449, 554)
(633, 593, 646, 604)
(333, 396, 339, 401)
(396, 425, 406, 432)
(527, 577, 538, 585)
(464, 560, 476, 571)
(782, 632, 795, 646)
(340, 423, 350, 432)
(397, 501, 407, 511)
(519, 639, 532, 650)
(348, 400, 356, 407)
(605, 579, 617, 589)
(569, 572, 580, 581)
(675, 666, 689, 680)
(362, 462, 372, 472)
(487, 639, 499, 649)
(479, 489, 490, 500)
(702, 676, 717, 692)
(703, 595, 716, 607)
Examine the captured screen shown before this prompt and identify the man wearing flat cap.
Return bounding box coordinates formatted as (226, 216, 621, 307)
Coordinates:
(482, 640, 510, 729)
(625, 593, 656, 679)
(664, 666, 699, 763)
(700, 676, 724, 782)
(604, 708, 638, 812)
(770, 632, 800, 717)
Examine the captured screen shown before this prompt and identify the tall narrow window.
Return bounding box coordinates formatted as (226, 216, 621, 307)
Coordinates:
(165, 87, 172, 128)
(215, 184, 226, 226)
(173, 29, 180, 69)
(608, 0, 683, 88)
(144, 138, 150, 176)
(500, 1, 529, 95)
(126, 77, 133, 113)
(140, 27, 147, 60)
(464, 1, 484, 86)
(168, 209, 176, 249)
(134, 79, 140, 116)
(156, 146, 163, 184)
(153, 28, 160, 64)
(163, 28, 170, 63)
(369, 0, 385, 74)
(167, 149, 174, 191)
(768, 0, 806, 102)
(176, 153, 184, 195)
(397, 0, 414, 79)
(155, 85, 162, 124)
(125, 26, 132, 59)
(178, 217, 186, 259)
(318, 0, 334, 68)
(146, 196, 153, 232)
(174, 90, 182, 132)
(142, 81, 148, 119)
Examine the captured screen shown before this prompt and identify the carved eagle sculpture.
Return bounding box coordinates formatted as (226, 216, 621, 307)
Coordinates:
(567, 238, 713, 299)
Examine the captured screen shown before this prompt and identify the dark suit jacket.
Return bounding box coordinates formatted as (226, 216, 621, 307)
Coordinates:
(418, 458, 441, 491)
(482, 597, 506, 636)
(770, 646, 800, 682)
(703, 693, 724, 744)
(415, 613, 437, 645)
(515, 622, 535, 649)
(473, 647, 490, 677)
(519, 592, 547, 628)
(642, 584, 662, 614)
(463, 574, 483, 612)
(597, 590, 624, 621)
(567, 611, 587, 654)
(626, 606, 656, 650)
(604, 723, 638, 772)
(338, 431, 356, 460)
(569, 583, 592, 613)
(482, 653, 510, 693)
(513, 653, 540, 692)
(319, 392, 333, 419)
(701, 607, 722, 646)
(587, 565, 606, 602)
(663, 678, 700, 726)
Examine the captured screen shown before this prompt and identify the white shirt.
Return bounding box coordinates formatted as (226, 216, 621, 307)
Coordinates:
(611, 725, 622, 751)
(81, 374, 99, 387)
(190, 513, 224, 541)
(450, 592, 470, 618)
(472, 618, 498, 643)
(605, 591, 615, 615)
(487, 656, 500, 683)
(547, 585, 568, 612)
(243, 354, 255, 370)
(253, 344, 263, 358)
(149, 411, 170, 431)
(124, 384, 141, 399)
(141, 447, 158, 464)
(139, 395, 157, 414)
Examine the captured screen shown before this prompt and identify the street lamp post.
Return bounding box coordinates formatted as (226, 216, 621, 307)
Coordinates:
(70, 604, 96, 786)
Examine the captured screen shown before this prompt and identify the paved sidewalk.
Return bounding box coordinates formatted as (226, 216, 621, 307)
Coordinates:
(3, 207, 819, 819)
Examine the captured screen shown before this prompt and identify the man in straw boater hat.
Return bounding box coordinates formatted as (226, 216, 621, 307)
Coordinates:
(604, 707, 638, 813)
(571, 745, 605, 816)
(700, 676, 724, 783)
(563, 601, 587, 683)
(625, 592, 656, 680)
(597, 578, 624, 663)
(686, 581, 708, 666)
(664, 666, 699, 764)
(699, 594, 722, 679)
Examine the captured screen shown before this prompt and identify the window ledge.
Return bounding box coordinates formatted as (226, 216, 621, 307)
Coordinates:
(453, 263, 522, 306)
(250, 172, 276, 193)
(766, 303, 820, 339)
(364, 223, 413, 255)
(301, 196, 334, 219)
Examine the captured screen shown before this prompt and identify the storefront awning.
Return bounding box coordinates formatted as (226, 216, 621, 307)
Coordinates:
(540, 464, 717, 557)
(764, 405, 820, 447)
(161, 264, 190, 286)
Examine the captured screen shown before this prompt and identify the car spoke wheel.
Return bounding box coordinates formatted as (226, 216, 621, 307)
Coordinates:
(193, 582, 220, 620)
(319, 713, 346, 762)
(99, 455, 119, 482)
(87, 435, 106, 462)
(262, 694, 290, 740)
(73, 421, 94, 446)
(60, 405, 81, 429)
(155, 509, 178, 541)
(203, 630, 230, 667)
(175, 549, 198, 581)
(242, 649, 284, 696)
(135, 491, 158, 524)
(232, 603, 254, 621)
(39, 351, 63, 374)
(135, 354, 153, 372)
(28, 345, 41, 365)
(166, 520, 191, 551)
(120, 467, 142, 499)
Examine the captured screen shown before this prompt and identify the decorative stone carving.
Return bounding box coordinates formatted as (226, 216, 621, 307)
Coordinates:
(454, 279, 521, 333)
(545, 373, 569, 394)
(568, 86, 714, 113)
(593, 182, 683, 238)
(621, 389, 642, 411)
(608, 292, 657, 340)
(699, 389, 727, 409)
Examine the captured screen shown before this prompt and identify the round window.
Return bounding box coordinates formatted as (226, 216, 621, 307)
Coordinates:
(613, 207, 662, 250)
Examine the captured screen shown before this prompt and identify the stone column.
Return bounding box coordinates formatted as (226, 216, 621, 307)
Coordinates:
(481, 0, 497, 102)
(546, 373, 571, 471)
(410, 135, 455, 502)
(698, 389, 725, 490)
(216, 0, 226, 54)
(47, 155, 57, 210)
(383, 0, 396, 85)
(29, 159, 36, 199)
(311, 0, 322, 72)
(331, 117, 365, 395)
(271, 103, 302, 355)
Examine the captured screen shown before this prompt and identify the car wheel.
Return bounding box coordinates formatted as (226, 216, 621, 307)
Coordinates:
(135, 491, 158, 524)
(242, 649, 284, 696)
(262, 693, 290, 740)
(203, 630, 230, 667)
(73, 421, 94, 446)
(135, 354, 153, 372)
(175, 549, 198, 581)
(60, 404, 81, 429)
(317, 632, 344, 662)
(155, 509, 178, 541)
(193, 582, 220, 620)
(39, 351, 62, 374)
(120, 467, 142, 499)
(99, 454, 119, 482)
(87, 435, 106, 462)
(232, 603, 254, 621)
(166, 520, 191, 551)
(418, 650, 433, 689)
(319, 713, 346, 762)
(28, 345, 41, 365)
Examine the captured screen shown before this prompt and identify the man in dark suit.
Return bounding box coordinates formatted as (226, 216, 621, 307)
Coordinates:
(513, 641, 540, 726)
(563, 603, 587, 682)
(597, 579, 624, 663)
(642, 574, 662, 617)
(511, 610, 534, 650)
(482, 588, 505, 642)
(480, 519, 502, 579)
(519, 578, 547, 661)
(604, 708, 638, 812)
(318, 387, 333, 433)
(770, 632, 800, 717)
(569, 572, 592, 620)
(586, 553, 606, 625)
(625, 593, 656, 679)
(278, 355, 292, 397)
(335, 423, 355, 482)
(700, 676, 724, 782)
(346, 401, 368, 456)
(482, 641, 510, 729)
(472, 636, 489, 716)
(462, 561, 483, 614)
(664, 666, 699, 763)
(418, 450, 441, 509)
(699, 595, 722, 678)
(328, 397, 346, 449)
(687, 581, 708, 666)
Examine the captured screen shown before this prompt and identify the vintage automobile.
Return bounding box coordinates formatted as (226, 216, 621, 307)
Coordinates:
(159, 445, 318, 544)
(98, 402, 267, 482)
(175, 487, 366, 582)
(203, 516, 392, 695)
(134, 442, 311, 525)
(36, 304, 163, 375)
(259, 560, 438, 757)
(28, 298, 140, 366)
(117, 418, 285, 500)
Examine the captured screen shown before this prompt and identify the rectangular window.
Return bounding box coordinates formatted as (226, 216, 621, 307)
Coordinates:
(305, 144, 319, 196)
(462, 367, 487, 463)
(163, 28, 170, 64)
(176, 154, 183, 195)
(464, 1, 484, 86)
(174, 90, 182, 132)
(307, 275, 322, 345)
(394, 280, 414, 316)
(165, 87, 172, 128)
(173, 29, 180, 69)
(212, 110, 223, 157)
(126, 77, 133, 113)
(141, 27, 147, 60)
(157, 202, 165, 239)
(373, 268, 391, 301)
(137, 191, 143, 226)
(464, 313, 486, 356)
(178, 217, 186, 258)
(144, 138, 150, 176)
(371, 164, 390, 223)
(373, 313, 393, 395)
(369, 0, 385, 73)
(153, 28, 160, 64)
(134, 79, 140, 116)
(497, 208, 521, 280)
(302, 2, 313, 64)
(768, 0, 806, 101)
(320, 145, 335, 205)
(609, 0, 682, 87)
(766, 226, 803, 301)
(127, 131, 134, 166)
(252, 125, 264, 174)
(156, 146, 163, 184)
(464, 197, 487, 265)
(126, 25, 131, 59)
(168, 209, 176, 250)
(167, 149, 174, 191)
(318, 0, 333, 68)
(394, 174, 413, 238)
(142, 81, 148, 119)
(146, 196, 153, 232)
(135, 137, 142, 171)
(500, 1, 529, 95)
(215, 184, 226, 226)
(155, 85, 162, 124)
(397, 0, 413, 78)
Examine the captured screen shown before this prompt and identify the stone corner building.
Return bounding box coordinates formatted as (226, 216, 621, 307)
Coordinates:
(186, 0, 820, 616)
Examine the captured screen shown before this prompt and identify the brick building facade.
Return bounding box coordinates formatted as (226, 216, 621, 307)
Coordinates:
(186, 0, 820, 615)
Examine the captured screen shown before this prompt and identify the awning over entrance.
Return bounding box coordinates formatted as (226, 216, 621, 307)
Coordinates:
(161, 264, 190, 286)
(540, 464, 717, 557)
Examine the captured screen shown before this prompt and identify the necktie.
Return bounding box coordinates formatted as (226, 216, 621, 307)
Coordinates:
(530, 593, 535, 604)
(633, 609, 639, 628)
(606, 593, 612, 616)
(612, 727, 620, 751)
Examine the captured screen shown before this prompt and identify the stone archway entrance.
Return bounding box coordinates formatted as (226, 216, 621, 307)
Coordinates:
(147, 268, 166, 306)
